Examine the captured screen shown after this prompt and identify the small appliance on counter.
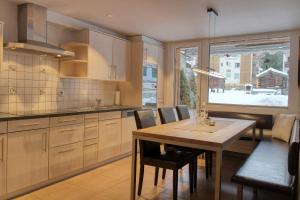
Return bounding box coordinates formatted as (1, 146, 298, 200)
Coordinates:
(114, 90, 121, 105)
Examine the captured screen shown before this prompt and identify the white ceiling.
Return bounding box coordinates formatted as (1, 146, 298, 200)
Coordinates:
(11, 0, 300, 42)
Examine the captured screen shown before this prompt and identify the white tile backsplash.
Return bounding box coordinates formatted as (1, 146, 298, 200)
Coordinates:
(0, 50, 117, 114)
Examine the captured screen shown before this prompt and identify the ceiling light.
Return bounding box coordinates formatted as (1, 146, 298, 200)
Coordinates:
(106, 14, 113, 18)
(56, 54, 62, 58)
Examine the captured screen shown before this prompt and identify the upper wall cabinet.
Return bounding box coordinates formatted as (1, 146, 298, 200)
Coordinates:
(60, 30, 131, 81)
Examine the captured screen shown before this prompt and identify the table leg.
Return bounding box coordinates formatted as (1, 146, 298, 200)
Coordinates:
(130, 137, 137, 200)
(214, 150, 223, 200)
(252, 127, 256, 146)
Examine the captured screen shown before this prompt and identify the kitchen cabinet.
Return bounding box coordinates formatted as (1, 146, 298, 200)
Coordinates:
(84, 121, 98, 140)
(70, 30, 130, 81)
(121, 116, 137, 154)
(98, 118, 121, 161)
(7, 129, 49, 193)
(88, 31, 113, 80)
(49, 142, 83, 178)
(83, 139, 98, 167)
(112, 38, 131, 81)
(50, 123, 84, 147)
(0, 134, 7, 196)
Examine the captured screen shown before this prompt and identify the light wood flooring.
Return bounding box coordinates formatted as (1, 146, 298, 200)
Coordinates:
(16, 153, 290, 200)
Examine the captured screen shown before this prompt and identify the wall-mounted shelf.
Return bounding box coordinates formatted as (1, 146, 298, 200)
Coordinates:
(60, 42, 89, 78)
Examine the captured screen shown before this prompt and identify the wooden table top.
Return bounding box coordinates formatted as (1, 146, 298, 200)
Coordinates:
(133, 117, 256, 149)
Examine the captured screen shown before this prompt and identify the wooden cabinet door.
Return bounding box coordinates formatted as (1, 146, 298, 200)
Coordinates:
(83, 139, 98, 167)
(121, 116, 137, 154)
(113, 38, 130, 81)
(88, 31, 113, 80)
(98, 119, 121, 161)
(0, 134, 7, 196)
(49, 142, 83, 179)
(7, 129, 49, 193)
(0, 23, 3, 71)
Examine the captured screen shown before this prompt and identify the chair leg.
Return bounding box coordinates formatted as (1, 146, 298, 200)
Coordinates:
(194, 157, 197, 189)
(162, 168, 166, 179)
(154, 167, 159, 186)
(237, 184, 243, 200)
(205, 152, 209, 179)
(209, 152, 213, 176)
(189, 163, 194, 194)
(173, 170, 178, 200)
(138, 164, 144, 196)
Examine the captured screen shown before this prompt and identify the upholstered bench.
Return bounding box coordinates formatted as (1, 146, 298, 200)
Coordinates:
(231, 120, 299, 199)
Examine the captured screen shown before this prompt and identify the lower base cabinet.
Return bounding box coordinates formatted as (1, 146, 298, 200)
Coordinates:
(121, 116, 137, 154)
(98, 119, 121, 161)
(49, 142, 83, 178)
(0, 134, 7, 196)
(7, 129, 49, 193)
(83, 139, 98, 167)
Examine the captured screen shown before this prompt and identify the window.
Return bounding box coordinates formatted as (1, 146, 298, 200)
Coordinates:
(175, 47, 198, 116)
(142, 63, 157, 109)
(209, 38, 290, 107)
(152, 68, 157, 78)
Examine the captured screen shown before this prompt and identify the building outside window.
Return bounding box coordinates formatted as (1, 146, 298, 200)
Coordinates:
(208, 37, 290, 107)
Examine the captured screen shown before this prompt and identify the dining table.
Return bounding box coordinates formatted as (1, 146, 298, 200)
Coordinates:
(130, 117, 256, 200)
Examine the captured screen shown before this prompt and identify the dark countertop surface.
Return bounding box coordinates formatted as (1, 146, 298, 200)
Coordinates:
(0, 106, 139, 121)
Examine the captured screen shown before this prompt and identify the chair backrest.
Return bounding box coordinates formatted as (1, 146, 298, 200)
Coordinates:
(176, 105, 190, 120)
(288, 120, 299, 176)
(158, 107, 177, 124)
(134, 110, 161, 159)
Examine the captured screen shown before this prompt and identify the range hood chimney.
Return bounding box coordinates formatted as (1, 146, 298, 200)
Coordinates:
(4, 3, 75, 58)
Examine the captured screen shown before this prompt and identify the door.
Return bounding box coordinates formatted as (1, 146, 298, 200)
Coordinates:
(0, 134, 7, 196)
(113, 38, 130, 81)
(121, 116, 137, 154)
(7, 129, 49, 193)
(88, 31, 113, 80)
(98, 119, 121, 161)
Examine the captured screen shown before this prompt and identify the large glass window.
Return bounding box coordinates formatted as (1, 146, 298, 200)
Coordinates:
(175, 47, 198, 115)
(142, 63, 157, 109)
(208, 38, 290, 107)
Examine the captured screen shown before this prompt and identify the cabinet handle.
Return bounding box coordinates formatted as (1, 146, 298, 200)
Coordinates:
(59, 148, 75, 154)
(19, 123, 41, 127)
(58, 119, 78, 123)
(104, 122, 118, 126)
(61, 128, 76, 133)
(85, 125, 98, 129)
(43, 132, 47, 152)
(84, 143, 97, 147)
(0, 138, 3, 162)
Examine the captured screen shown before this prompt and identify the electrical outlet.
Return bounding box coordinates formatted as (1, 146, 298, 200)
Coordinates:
(59, 90, 64, 96)
(9, 88, 16, 95)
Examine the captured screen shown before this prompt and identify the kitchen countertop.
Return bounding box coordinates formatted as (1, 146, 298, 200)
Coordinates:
(0, 105, 140, 121)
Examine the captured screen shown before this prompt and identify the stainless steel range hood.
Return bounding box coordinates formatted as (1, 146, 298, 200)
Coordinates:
(4, 3, 74, 58)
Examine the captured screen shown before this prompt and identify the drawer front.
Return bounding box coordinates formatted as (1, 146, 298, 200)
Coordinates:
(99, 111, 121, 121)
(99, 119, 121, 161)
(49, 142, 83, 179)
(8, 118, 49, 132)
(50, 115, 84, 127)
(84, 121, 98, 140)
(85, 113, 98, 122)
(83, 139, 98, 167)
(0, 121, 7, 134)
(50, 124, 84, 147)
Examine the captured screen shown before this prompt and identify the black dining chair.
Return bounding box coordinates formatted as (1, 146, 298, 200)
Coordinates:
(175, 105, 213, 178)
(158, 107, 211, 189)
(134, 109, 195, 200)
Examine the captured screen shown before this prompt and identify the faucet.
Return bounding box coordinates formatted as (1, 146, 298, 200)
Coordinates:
(96, 99, 102, 107)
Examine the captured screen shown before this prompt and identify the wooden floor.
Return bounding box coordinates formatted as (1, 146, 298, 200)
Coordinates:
(16, 153, 290, 200)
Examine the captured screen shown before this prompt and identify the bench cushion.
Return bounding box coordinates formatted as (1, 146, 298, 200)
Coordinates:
(231, 139, 295, 194)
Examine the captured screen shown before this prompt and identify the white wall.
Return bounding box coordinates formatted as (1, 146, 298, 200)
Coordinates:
(165, 30, 300, 115)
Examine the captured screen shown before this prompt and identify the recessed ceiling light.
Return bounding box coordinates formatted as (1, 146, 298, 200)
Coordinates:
(106, 14, 113, 18)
